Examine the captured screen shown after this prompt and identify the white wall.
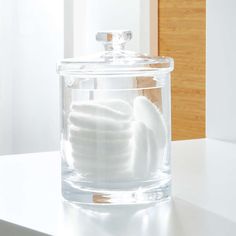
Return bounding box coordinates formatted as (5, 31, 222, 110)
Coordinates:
(0, 0, 14, 154)
(11, 0, 63, 154)
(207, 0, 236, 142)
(66, 0, 153, 57)
(0, 0, 63, 154)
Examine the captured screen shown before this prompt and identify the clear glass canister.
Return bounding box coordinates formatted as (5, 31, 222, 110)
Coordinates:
(57, 31, 174, 204)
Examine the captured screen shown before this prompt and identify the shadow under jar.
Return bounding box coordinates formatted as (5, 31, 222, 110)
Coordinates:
(57, 30, 174, 205)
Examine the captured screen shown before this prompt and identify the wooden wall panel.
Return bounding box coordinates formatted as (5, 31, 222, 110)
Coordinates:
(158, 0, 206, 140)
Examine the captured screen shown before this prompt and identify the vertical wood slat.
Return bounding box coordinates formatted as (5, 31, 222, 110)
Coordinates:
(158, 0, 206, 140)
(150, 0, 158, 56)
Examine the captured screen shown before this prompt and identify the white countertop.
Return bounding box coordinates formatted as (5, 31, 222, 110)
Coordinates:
(0, 138, 236, 235)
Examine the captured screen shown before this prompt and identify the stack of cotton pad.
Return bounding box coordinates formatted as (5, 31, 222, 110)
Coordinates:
(68, 99, 133, 180)
(68, 96, 167, 181)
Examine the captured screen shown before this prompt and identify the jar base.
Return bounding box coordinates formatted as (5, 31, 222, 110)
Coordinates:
(62, 180, 171, 205)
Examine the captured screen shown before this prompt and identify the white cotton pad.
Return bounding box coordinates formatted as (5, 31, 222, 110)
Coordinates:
(132, 121, 149, 179)
(72, 152, 131, 170)
(68, 99, 134, 181)
(69, 125, 133, 141)
(72, 148, 133, 181)
(147, 127, 159, 174)
(72, 151, 133, 181)
(70, 136, 131, 154)
(72, 150, 132, 163)
(69, 112, 131, 131)
(133, 96, 167, 149)
(133, 96, 167, 172)
(70, 138, 132, 157)
(98, 99, 133, 118)
(71, 102, 132, 121)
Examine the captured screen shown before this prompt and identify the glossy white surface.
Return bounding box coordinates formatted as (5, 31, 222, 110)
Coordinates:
(57, 198, 236, 236)
(172, 139, 236, 222)
(0, 152, 61, 235)
(0, 139, 236, 235)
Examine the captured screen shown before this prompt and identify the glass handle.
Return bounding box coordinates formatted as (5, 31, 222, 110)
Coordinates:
(96, 30, 132, 51)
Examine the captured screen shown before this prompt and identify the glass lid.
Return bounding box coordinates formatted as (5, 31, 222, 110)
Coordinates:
(57, 30, 174, 76)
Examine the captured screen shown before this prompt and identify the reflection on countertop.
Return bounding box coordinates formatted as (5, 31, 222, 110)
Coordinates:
(57, 197, 236, 236)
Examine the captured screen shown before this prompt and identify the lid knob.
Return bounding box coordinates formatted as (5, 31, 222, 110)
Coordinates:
(96, 30, 132, 51)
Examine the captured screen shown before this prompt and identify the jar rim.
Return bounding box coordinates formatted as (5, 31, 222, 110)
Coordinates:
(57, 55, 174, 76)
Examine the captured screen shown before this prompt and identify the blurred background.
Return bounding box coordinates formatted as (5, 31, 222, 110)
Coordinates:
(0, 0, 235, 155)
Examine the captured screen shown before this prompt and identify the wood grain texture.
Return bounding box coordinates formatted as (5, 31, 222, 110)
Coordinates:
(150, 0, 158, 56)
(158, 0, 206, 140)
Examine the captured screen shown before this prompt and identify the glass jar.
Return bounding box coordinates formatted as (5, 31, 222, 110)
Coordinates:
(57, 30, 174, 204)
